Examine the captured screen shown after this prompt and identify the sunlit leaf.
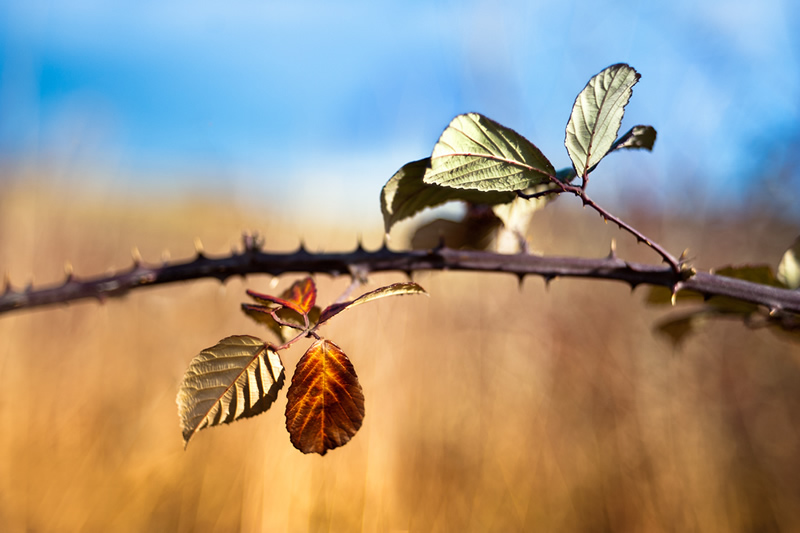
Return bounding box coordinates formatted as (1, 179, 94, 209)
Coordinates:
(282, 277, 317, 313)
(246, 290, 304, 315)
(177, 335, 284, 447)
(285, 339, 365, 455)
(318, 282, 428, 325)
(381, 157, 515, 233)
(609, 125, 657, 152)
(565, 63, 640, 176)
(423, 113, 555, 192)
(778, 237, 800, 289)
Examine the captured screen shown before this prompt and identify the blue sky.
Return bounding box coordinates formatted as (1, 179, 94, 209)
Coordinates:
(1, 0, 798, 222)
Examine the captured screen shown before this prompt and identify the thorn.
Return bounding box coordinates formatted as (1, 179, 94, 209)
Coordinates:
(64, 262, 74, 281)
(516, 273, 525, 288)
(434, 235, 446, 252)
(380, 234, 390, 251)
(297, 240, 309, 254)
(670, 288, 678, 306)
(355, 236, 365, 253)
(629, 281, 638, 291)
(404, 270, 413, 281)
(2, 272, 10, 293)
(161, 250, 171, 264)
(544, 275, 555, 288)
(131, 247, 142, 266)
(194, 238, 205, 258)
(768, 307, 781, 317)
(607, 239, 617, 259)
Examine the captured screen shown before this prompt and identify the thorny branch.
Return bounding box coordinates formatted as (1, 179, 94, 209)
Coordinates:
(518, 178, 682, 272)
(1, 234, 799, 318)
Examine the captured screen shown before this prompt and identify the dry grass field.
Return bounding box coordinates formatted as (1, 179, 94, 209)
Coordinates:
(1, 179, 799, 532)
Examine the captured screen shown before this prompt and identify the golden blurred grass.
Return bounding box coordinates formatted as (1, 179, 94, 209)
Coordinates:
(1, 179, 799, 532)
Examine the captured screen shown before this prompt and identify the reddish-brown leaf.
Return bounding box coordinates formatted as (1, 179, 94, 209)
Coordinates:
(246, 290, 304, 315)
(282, 277, 317, 314)
(246, 277, 316, 316)
(285, 339, 365, 455)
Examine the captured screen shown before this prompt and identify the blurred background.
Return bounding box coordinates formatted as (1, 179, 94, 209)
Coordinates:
(1, 0, 800, 531)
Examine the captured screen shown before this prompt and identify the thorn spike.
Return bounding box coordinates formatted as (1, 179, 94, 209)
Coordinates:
(64, 262, 74, 282)
(608, 239, 617, 259)
(2, 272, 10, 293)
(131, 247, 142, 266)
(194, 238, 205, 258)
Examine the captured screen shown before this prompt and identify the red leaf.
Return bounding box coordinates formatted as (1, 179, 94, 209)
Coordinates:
(285, 339, 365, 455)
(246, 277, 317, 316)
(283, 277, 317, 314)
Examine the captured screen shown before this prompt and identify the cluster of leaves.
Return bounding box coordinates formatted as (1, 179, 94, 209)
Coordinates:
(649, 239, 800, 345)
(174, 63, 798, 458)
(177, 277, 426, 455)
(381, 63, 657, 250)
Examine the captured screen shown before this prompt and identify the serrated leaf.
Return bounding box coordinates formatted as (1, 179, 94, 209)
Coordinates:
(566, 63, 640, 177)
(609, 125, 657, 152)
(423, 113, 555, 192)
(318, 282, 428, 325)
(778, 237, 800, 289)
(177, 335, 284, 447)
(285, 339, 365, 455)
(246, 290, 304, 315)
(281, 277, 317, 313)
(381, 157, 515, 234)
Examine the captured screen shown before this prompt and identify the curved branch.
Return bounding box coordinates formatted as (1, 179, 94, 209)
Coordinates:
(2, 237, 799, 316)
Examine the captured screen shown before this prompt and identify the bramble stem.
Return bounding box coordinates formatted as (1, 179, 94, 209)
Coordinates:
(2, 241, 799, 316)
(520, 176, 681, 273)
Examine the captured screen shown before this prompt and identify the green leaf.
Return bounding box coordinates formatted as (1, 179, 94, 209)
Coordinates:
(318, 282, 427, 325)
(380, 158, 515, 234)
(423, 113, 555, 192)
(177, 335, 284, 447)
(778, 237, 800, 289)
(609, 125, 657, 152)
(565, 63, 640, 177)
